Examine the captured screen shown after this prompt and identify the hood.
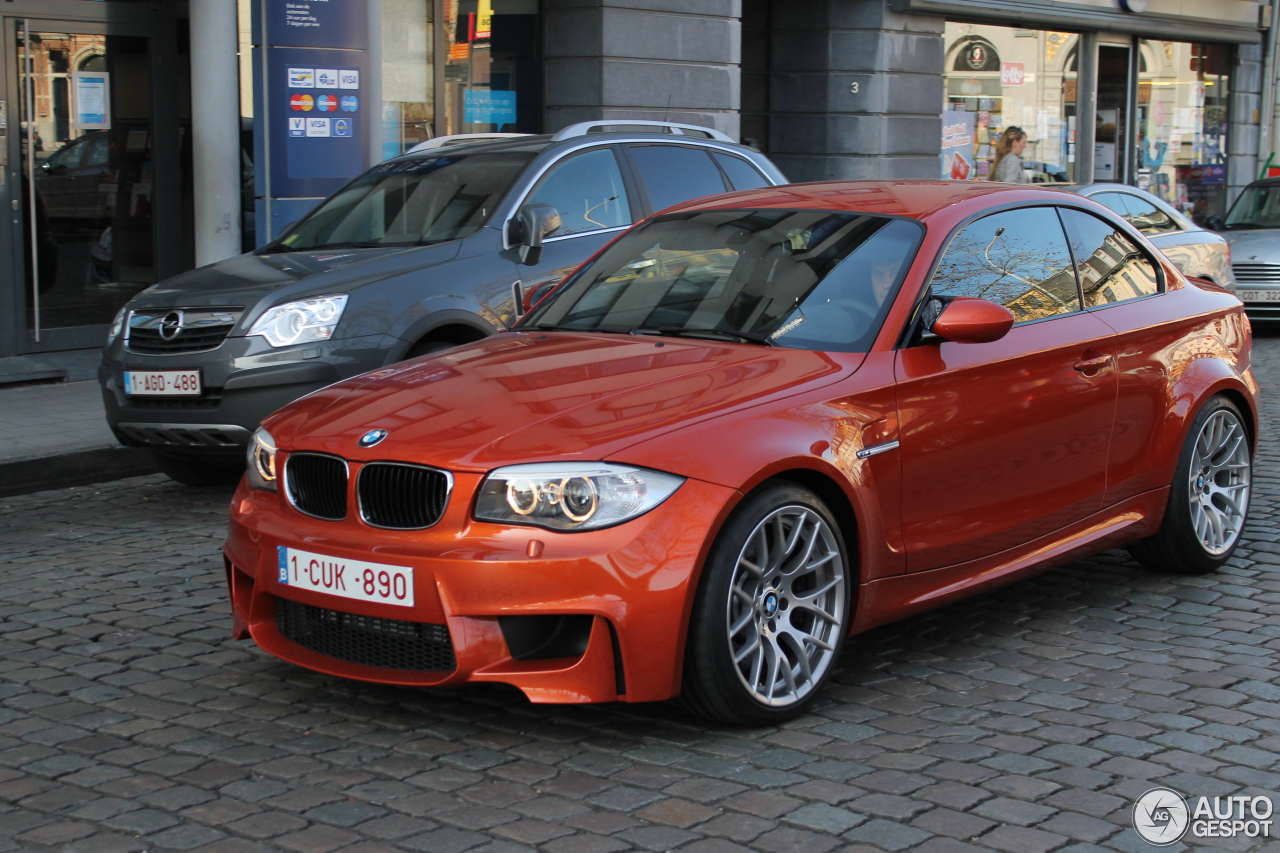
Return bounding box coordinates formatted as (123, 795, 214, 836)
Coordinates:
(1221, 229, 1280, 262)
(266, 332, 858, 472)
(127, 241, 463, 311)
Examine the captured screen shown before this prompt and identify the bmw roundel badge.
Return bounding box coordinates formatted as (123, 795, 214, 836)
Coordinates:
(359, 429, 389, 448)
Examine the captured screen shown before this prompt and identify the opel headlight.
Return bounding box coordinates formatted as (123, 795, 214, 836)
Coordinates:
(108, 306, 129, 343)
(475, 463, 684, 531)
(248, 295, 348, 348)
(247, 427, 278, 491)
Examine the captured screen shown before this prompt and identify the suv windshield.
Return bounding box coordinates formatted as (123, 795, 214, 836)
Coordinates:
(269, 151, 534, 251)
(1224, 184, 1280, 230)
(526, 209, 922, 352)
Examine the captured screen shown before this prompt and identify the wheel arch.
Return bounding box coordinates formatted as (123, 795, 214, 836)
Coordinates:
(386, 310, 499, 364)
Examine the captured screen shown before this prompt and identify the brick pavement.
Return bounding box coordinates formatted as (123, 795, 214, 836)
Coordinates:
(2, 339, 1280, 853)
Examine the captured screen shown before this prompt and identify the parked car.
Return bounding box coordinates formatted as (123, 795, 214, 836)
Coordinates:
(1059, 183, 1236, 289)
(1217, 176, 1280, 319)
(224, 181, 1255, 724)
(100, 122, 786, 485)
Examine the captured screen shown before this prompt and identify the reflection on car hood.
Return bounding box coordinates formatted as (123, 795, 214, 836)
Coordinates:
(126, 242, 462, 310)
(265, 332, 857, 471)
(1221, 229, 1280, 263)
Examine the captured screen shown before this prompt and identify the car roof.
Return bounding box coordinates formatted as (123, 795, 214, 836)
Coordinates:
(381, 130, 765, 167)
(662, 180, 1084, 221)
(1244, 176, 1280, 188)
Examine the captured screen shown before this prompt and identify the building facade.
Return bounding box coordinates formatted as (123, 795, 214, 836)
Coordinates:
(4, 0, 1269, 370)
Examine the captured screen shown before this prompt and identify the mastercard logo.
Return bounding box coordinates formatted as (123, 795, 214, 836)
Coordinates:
(317, 95, 337, 112)
(290, 94, 314, 111)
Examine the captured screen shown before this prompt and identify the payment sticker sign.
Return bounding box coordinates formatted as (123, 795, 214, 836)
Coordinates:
(289, 117, 306, 137)
(316, 68, 339, 88)
(290, 94, 314, 111)
(316, 95, 337, 112)
(306, 117, 331, 137)
(288, 67, 315, 88)
(333, 118, 352, 137)
(339, 69, 359, 89)
(340, 95, 358, 112)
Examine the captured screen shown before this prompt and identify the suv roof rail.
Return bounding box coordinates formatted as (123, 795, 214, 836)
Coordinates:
(551, 120, 736, 144)
(407, 133, 531, 153)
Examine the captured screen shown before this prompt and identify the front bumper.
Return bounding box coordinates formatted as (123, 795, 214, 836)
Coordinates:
(100, 333, 395, 454)
(223, 474, 737, 704)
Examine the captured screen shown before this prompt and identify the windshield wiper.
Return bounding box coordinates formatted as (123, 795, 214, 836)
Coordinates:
(632, 326, 776, 346)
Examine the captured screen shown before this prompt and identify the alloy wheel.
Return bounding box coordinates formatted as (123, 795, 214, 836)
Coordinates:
(725, 505, 846, 706)
(1188, 409, 1251, 555)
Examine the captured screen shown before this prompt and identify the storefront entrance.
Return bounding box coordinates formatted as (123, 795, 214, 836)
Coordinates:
(4, 1, 185, 358)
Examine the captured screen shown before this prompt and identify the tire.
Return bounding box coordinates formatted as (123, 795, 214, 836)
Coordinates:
(1128, 396, 1252, 575)
(682, 483, 852, 725)
(153, 451, 245, 487)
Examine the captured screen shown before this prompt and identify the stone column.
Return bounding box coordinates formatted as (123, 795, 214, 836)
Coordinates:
(543, 0, 742, 139)
(189, 0, 243, 265)
(769, 0, 944, 182)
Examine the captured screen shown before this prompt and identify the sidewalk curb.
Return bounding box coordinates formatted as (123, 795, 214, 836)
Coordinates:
(0, 446, 159, 498)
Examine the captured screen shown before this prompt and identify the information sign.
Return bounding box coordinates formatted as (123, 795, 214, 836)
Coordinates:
(463, 89, 517, 125)
(72, 72, 111, 131)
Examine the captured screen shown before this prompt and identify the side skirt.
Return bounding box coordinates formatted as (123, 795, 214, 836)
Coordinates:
(853, 487, 1169, 633)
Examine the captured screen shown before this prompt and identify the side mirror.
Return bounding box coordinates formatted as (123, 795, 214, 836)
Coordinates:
(511, 203, 562, 266)
(931, 297, 1014, 344)
(1206, 215, 1225, 232)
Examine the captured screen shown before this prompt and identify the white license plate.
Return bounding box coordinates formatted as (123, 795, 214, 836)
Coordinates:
(277, 546, 415, 607)
(1237, 289, 1280, 303)
(123, 370, 202, 396)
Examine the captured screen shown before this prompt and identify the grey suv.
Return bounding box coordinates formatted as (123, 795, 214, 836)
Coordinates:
(99, 122, 786, 484)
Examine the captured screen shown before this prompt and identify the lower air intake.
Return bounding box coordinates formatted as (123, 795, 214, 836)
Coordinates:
(275, 598, 456, 672)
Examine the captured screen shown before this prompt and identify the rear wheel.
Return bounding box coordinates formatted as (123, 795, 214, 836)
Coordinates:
(682, 484, 851, 725)
(153, 451, 244, 487)
(1129, 396, 1251, 575)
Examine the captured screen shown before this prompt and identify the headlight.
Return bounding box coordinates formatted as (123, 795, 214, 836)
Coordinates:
(248, 295, 348, 348)
(474, 463, 684, 531)
(108, 306, 128, 343)
(246, 427, 278, 491)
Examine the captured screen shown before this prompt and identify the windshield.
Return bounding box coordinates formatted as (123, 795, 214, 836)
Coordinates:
(1224, 185, 1280, 230)
(525, 209, 922, 353)
(269, 151, 534, 251)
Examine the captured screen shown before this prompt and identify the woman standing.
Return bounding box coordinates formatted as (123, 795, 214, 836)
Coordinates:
(991, 126, 1028, 183)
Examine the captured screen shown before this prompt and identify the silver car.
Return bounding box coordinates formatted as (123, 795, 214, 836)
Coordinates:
(1219, 177, 1280, 319)
(1062, 184, 1236, 291)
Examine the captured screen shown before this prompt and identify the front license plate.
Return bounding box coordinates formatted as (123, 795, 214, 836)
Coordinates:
(1237, 289, 1280, 303)
(123, 370, 202, 396)
(277, 546, 415, 607)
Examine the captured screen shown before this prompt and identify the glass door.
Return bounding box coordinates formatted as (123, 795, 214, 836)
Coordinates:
(15, 19, 155, 346)
(1095, 43, 1133, 184)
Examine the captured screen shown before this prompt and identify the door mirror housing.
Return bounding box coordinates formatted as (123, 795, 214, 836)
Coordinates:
(931, 297, 1015, 344)
(512, 203, 562, 266)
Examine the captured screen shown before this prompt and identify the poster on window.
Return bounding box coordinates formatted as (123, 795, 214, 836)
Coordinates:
(72, 72, 111, 131)
(941, 110, 975, 180)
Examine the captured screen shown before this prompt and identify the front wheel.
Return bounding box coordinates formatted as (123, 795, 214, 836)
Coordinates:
(1129, 396, 1252, 575)
(682, 484, 851, 725)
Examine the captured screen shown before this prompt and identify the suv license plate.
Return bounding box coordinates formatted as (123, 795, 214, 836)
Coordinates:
(1237, 289, 1280, 303)
(277, 546, 415, 607)
(124, 370, 202, 396)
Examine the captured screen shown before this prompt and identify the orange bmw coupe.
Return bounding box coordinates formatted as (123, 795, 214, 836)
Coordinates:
(223, 181, 1257, 724)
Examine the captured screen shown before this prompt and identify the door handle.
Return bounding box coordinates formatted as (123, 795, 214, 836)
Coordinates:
(1073, 354, 1113, 374)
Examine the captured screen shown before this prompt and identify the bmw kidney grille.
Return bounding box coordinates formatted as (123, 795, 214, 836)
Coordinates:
(358, 462, 451, 529)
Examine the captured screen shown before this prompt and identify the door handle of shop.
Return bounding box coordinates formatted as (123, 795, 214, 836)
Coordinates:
(1073, 354, 1113, 374)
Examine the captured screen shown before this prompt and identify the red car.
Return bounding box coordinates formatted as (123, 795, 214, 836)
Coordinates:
(223, 181, 1256, 725)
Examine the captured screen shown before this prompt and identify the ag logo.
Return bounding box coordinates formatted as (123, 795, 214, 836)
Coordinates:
(1134, 788, 1190, 845)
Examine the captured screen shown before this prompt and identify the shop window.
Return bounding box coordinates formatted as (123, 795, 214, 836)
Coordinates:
(942, 24, 1078, 183)
(929, 207, 1081, 323)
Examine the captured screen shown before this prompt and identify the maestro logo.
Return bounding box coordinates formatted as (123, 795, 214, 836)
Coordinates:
(316, 95, 337, 112)
(1134, 788, 1190, 845)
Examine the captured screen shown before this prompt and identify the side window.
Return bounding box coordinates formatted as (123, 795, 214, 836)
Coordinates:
(527, 148, 631, 237)
(713, 153, 771, 191)
(929, 207, 1080, 324)
(86, 135, 111, 168)
(1060, 208, 1161, 306)
(51, 140, 88, 170)
(629, 145, 729, 212)
(1092, 192, 1178, 236)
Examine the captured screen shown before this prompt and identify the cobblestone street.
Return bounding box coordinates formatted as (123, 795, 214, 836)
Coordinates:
(2, 338, 1280, 853)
